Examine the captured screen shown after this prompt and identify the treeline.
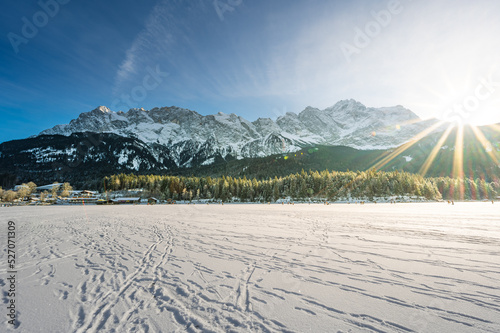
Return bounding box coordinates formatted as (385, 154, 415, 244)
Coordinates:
(103, 169, 498, 202)
(432, 177, 498, 200)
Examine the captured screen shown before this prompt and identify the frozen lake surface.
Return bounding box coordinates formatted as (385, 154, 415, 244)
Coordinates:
(1, 202, 500, 332)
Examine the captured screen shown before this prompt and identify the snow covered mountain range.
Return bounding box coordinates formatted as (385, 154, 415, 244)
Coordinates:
(37, 99, 436, 169)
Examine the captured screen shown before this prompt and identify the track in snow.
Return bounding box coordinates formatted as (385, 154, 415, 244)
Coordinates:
(1, 203, 500, 332)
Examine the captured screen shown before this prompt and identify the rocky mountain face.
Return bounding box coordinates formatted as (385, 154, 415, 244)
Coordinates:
(0, 133, 171, 187)
(0, 99, 451, 187)
(37, 99, 437, 168)
(1, 104, 499, 188)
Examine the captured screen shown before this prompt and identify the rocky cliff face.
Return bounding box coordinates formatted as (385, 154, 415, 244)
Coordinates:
(3, 106, 499, 188)
(37, 99, 437, 167)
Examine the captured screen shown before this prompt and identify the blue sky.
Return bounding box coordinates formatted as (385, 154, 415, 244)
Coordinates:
(2, 0, 500, 143)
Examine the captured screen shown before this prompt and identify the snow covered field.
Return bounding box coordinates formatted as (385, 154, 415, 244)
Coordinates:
(1, 203, 500, 332)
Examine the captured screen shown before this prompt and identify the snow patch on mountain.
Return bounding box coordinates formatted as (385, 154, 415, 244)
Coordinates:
(38, 100, 439, 168)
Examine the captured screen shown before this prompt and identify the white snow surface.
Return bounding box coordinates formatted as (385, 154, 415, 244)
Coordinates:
(201, 157, 215, 166)
(1, 203, 500, 332)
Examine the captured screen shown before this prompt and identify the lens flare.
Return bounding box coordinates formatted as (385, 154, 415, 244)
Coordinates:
(371, 120, 446, 171)
(419, 123, 455, 176)
(470, 125, 500, 165)
(452, 124, 465, 198)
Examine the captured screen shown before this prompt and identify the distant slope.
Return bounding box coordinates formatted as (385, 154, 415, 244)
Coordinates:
(1, 124, 499, 189)
(167, 125, 500, 182)
(379, 125, 500, 181)
(167, 145, 385, 179)
(36, 100, 437, 165)
(0, 133, 174, 188)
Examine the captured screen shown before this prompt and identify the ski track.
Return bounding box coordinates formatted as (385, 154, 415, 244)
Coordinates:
(0, 203, 499, 332)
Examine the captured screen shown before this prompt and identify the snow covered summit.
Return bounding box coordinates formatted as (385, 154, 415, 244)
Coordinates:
(38, 100, 436, 167)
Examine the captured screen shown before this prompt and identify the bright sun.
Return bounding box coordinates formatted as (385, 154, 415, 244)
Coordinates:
(371, 64, 500, 200)
(408, 62, 500, 127)
(441, 105, 500, 126)
(432, 70, 500, 127)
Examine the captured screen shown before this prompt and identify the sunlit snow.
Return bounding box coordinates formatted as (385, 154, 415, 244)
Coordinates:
(1, 203, 499, 332)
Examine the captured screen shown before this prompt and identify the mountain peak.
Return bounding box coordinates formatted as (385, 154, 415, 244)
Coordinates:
(37, 100, 433, 160)
(331, 99, 366, 110)
(127, 107, 147, 113)
(92, 106, 111, 113)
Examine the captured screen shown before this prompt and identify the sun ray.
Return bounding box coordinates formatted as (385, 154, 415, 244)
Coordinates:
(371, 120, 446, 171)
(375, 117, 437, 135)
(396, 117, 434, 127)
(452, 124, 465, 199)
(488, 123, 500, 132)
(419, 123, 455, 176)
(375, 114, 438, 133)
(470, 125, 500, 165)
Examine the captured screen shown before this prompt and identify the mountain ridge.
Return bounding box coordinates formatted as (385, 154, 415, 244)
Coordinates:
(37, 99, 438, 168)
(2, 123, 499, 190)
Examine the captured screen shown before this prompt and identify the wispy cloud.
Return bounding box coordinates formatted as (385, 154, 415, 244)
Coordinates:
(113, 0, 177, 94)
